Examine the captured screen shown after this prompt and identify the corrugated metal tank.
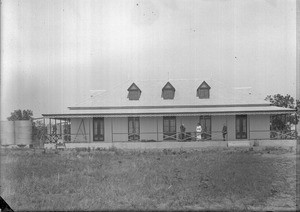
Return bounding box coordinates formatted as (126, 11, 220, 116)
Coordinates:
(15, 121, 32, 145)
(0, 121, 15, 145)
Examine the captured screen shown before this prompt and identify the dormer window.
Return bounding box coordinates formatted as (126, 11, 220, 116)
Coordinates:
(162, 82, 175, 99)
(127, 83, 141, 100)
(197, 81, 211, 99)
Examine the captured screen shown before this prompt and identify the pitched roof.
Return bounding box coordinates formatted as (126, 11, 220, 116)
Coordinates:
(70, 78, 270, 108)
(197, 81, 211, 90)
(162, 82, 175, 90)
(127, 83, 141, 91)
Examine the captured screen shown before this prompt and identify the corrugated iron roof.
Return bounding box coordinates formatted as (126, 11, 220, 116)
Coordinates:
(43, 79, 295, 118)
(71, 78, 270, 108)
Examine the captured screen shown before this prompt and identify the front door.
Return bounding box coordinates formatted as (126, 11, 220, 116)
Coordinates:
(163, 116, 176, 140)
(236, 115, 247, 139)
(128, 117, 140, 141)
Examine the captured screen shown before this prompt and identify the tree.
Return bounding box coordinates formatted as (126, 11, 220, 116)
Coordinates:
(265, 94, 299, 132)
(32, 120, 47, 146)
(265, 94, 296, 109)
(7, 109, 33, 121)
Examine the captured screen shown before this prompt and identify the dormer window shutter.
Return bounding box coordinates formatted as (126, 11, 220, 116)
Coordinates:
(127, 83, 141, 100)
(162, 82, 175, 100)
(197, 81, 211, 99)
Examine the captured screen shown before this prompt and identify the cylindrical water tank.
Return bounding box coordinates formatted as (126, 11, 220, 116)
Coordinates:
(15, 121, 32, 145)
(0, 121, 15, 145)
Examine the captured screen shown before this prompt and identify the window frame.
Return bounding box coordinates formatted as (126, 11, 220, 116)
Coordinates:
(198, 88, 210, 99)
(197, 81, 211, 99)
(128, 90, 141, 100)
(127, 83, 141, 100)
(162, 82, 175, 100)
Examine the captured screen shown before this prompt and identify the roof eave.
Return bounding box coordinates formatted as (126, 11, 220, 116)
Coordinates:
(42, 109, 296, 119)
(67, 103, 272, 110)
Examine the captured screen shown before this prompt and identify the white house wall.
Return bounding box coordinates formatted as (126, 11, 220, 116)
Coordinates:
(211, 115, 235, 140)
(111, 117, 128, 142)
(104, 117, 112, 142)
(177, 116, 199, 137)
(156, 117, 164, 141)
(226, 115, 236, 140)
(140, 117, 159, 141)
(70, 114, 271, 143)
(211, 116, 226, 140)
(249, 115, 270, 139)
(70, 118, 92, 142)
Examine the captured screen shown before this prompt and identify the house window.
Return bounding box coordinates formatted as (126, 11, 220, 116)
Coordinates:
(163, 116, 176, 140)
(198, 89, 209, 99)
(197, 81, 211, 99)
(128, 117, 140, 141)
(93, 118, 104, 141)
(236, 115, 247, 139)
(162, 82, 175, 100)
(127, 83, 141, 100)
(199, 116, 211, 140)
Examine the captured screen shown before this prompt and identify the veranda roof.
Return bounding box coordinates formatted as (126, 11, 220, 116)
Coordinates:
(42, 105, 295, 118)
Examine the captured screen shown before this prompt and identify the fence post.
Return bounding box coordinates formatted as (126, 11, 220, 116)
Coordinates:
(111, 118, 113, 143)
(89, 118, 91, 143)
(60, 119, 62, 139)
(156, 117, 159, 142)
(249, 115, 251, 140)
(49, 118, 51, 136)
(295, 112, 298, 133)
(13, 121, 16, 145)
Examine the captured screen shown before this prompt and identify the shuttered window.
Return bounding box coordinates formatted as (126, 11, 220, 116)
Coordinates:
(93, 118, 104, 141)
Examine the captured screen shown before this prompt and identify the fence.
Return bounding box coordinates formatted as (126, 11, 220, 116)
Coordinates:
(45, 133, 91, 143)
(250, 130, 297, 140)
(112, 131, 226, 142)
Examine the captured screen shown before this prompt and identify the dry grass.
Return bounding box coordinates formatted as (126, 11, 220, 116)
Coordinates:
(0, 147, 296, 211)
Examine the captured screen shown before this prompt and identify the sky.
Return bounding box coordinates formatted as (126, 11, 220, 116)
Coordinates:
(1, 0, 297, 120)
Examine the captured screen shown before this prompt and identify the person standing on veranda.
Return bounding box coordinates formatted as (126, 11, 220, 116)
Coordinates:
(196, 123, 202, 141)
(180, 124, 186, 141)
(222, 123, 227, 141)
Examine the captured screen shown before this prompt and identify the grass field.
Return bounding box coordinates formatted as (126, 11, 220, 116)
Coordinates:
(0, 146, 296, 211)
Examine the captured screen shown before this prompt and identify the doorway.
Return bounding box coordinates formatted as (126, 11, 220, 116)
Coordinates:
(236, 115, 247, 139)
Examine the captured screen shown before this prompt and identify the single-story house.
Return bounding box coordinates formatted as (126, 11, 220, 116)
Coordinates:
(42, 79, 295, 143)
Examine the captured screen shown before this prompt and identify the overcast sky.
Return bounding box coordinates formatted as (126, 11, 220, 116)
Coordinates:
(1, 0, 297, 120)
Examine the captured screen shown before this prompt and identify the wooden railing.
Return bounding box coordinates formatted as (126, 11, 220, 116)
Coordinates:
(44, 129, 297, 144)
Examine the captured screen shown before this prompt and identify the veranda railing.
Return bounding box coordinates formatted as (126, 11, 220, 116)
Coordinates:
(44, 129, 297, 143)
